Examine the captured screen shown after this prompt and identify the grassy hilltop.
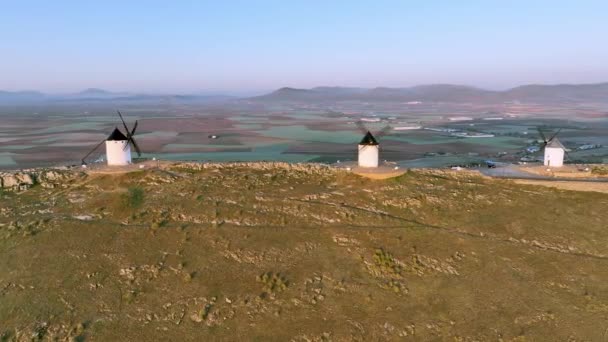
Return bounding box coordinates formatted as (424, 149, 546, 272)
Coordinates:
(1, 163, 608, 341)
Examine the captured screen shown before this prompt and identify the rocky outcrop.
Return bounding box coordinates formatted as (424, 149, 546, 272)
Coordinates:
(0, 168, 82, 190)
(172, 162, 334, 173)
(37, 170, 79, 188)
(0, 172, 34, 188)
(0, 162, 333, 191)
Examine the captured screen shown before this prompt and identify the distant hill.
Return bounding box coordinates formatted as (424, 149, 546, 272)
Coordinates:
(0, 90, 46, 104)
(3, 82, 608, 106)
(72, 88, 128, 99)
(250, 82, 608, 104)
(504, 83, 608, 102)
(0, 89, 236, 105)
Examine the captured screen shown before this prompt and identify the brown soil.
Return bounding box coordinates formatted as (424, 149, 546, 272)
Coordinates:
(517, 164, 608, 179)
(514, 179, 608, 194)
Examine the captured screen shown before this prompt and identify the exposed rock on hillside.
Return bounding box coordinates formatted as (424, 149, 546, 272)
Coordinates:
(0, 168, 82, 190)
(172, 161, 333, 173)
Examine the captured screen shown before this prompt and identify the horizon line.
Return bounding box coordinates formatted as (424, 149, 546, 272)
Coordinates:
(3, 80, 608, 97)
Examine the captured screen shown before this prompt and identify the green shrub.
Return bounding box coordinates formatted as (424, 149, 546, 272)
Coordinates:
(124, 186, 144, 208)
(199, 303, 213, 320)
(257, 272, 289, 293)
(591, 166, 608, 175)
(373, 248, 401, 275)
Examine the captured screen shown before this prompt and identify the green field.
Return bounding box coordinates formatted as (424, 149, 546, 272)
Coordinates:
(0, 109, 607, 169)
(258, 125, 360, 144)
(0, 153, 16, 166)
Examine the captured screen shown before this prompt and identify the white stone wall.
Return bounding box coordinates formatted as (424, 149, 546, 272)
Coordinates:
(358, 145, 379, 168)
(106, 141, 132, 166)
(544, 147, 564, 167)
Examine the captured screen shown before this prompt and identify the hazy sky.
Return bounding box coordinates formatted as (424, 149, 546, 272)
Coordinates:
(1, 0, 607, 94)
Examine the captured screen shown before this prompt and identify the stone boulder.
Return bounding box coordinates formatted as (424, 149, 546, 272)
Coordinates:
(1, 168, 82, 190)
(0, 172, 34, 188)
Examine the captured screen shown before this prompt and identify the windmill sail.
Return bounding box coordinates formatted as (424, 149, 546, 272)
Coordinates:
(81, 139, 106, 165)
(116, 111, 142, 156)
(81, 111, 142, 165)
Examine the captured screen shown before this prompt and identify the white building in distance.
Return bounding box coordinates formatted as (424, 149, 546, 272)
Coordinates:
(544, 138, 565, 167)
(358, 131, 379, 168)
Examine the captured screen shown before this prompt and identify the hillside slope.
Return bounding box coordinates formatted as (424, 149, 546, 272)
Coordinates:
(1, 163, 607, 340)
(250, 83, 608, 104)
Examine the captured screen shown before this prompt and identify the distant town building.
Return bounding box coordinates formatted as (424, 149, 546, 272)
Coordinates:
(526, 146, 541, 153)
(448, 116, 473, 121)
(578, 144, 601, 150)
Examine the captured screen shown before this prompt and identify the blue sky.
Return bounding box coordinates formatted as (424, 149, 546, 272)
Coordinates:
(1, 1, 607, 94)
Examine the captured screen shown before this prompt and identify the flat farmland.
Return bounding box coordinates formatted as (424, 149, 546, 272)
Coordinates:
(1, 103, 607, 169)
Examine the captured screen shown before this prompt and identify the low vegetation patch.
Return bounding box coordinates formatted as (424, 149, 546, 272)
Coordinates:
(257, 272, 289, 293)
(373, 248, 402, 275)
(123, 186, 145, 208)
(591, 166, 608, 175)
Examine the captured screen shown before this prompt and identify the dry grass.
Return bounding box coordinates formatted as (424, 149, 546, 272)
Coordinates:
(1, 163, 608, 340)
(517, 164, 608, 178)
(514, 179, 608, 193)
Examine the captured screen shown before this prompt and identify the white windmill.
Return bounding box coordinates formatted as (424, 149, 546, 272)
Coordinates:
(82, 111, 142, 166)
(537, 127, 567, 167)
(355, 121, 391, 168)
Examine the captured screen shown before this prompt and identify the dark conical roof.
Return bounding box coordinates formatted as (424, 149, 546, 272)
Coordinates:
(546, 137, 566, 150)
(107, 127, 128, 141)
(359, 131, 379, 145)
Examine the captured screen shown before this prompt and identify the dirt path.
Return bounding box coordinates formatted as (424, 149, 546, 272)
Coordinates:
(514, 179, 608, 194)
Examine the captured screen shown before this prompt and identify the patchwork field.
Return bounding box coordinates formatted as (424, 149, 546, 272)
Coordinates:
(1, 103, 607, 169)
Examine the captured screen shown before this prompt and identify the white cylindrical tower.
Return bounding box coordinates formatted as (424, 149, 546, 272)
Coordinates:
(543, 138, 565, 167)
(106, 140, 132, 165)
(105, 128, 132, 166)
(544, 147, 564, 167)
(358, 131, 379, 168)
(358, 145, 379, 167)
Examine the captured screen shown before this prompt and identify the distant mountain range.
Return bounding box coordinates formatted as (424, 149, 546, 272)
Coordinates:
(250, 83, 608, 104)
(2, 83, 608, 105)
(0, 90, 47, 103)
(0, 88, 235, 105)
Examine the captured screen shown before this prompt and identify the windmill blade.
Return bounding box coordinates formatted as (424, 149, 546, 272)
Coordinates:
(375, 125, 392, 139)
(355, 120, 369, 134)
(122, 136, 140, 155)
(130, 120, 138, 136)
(130, 137, 143, 156)
(563, 145, 575, 163)
(81, 139, 106, 164)
(547, 128, 562, 142)
(536, 126, 548, 143)
(116, 110, 130, 136)
(123, 137, 131, 151)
